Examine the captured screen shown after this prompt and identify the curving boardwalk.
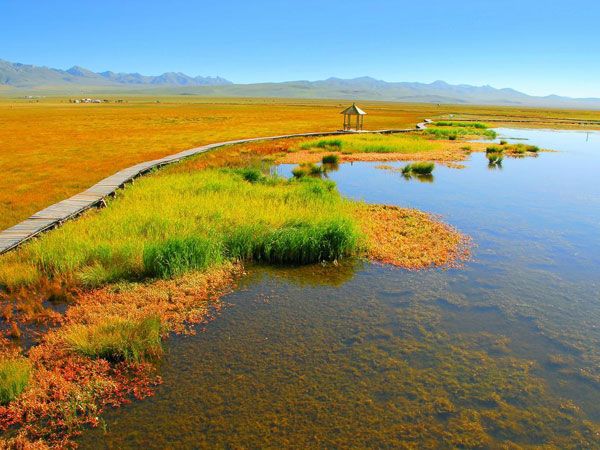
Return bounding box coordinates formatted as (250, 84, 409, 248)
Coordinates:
(0, 124, 426, 255)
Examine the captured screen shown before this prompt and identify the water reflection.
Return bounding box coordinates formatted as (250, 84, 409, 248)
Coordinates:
(402, 172, 435, 183)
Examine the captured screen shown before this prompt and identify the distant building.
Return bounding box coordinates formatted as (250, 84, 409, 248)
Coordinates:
(341, 103, 366, 131)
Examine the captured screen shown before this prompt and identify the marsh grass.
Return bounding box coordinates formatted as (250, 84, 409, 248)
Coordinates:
(486, 145, 504, 154)
(322, 154, 339, 164)
(64, 316, 163, 363)
(143, 237, 223, 278)
(487, 153, 504, 165)
(299, 134, 438, 154)
(402, 162, 435, 175)
(0, 169, 360, 287)
(427, 126, 497, 140)
(225, 219, 358, 264)
(301, 138, 343, 151)
(291, 167, 308, 178)
(0, 358, 31, 405)
(489, 143, 539, 156)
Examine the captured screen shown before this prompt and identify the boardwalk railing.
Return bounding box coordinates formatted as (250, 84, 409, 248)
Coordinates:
(0, 124, 426, 255)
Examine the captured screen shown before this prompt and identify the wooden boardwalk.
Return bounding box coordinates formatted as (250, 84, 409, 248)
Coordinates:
(0, 125, 425, 255)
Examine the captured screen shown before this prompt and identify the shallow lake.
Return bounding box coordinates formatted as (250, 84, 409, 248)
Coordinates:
(79, 129, 600, 448)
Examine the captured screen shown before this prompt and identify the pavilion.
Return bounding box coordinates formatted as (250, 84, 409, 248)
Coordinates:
(341, 103, 366, 131)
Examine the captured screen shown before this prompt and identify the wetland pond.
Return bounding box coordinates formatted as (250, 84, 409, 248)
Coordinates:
(79, 129, 600, 448)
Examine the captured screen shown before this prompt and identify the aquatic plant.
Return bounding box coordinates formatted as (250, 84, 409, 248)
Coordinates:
(64, 316, 163, 363)
(487, 153, 503, 165)
(291, 166, 308, 178)
(322, 154, 340, 164)
(486, 145, 504, 154)
(0, 358, 31, 405)
(306, 163, 324, 175)
(402, 162, 435, 175)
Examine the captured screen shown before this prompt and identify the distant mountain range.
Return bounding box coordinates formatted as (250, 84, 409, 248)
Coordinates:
(2, 59, 599, 109)
(0, 59, 231, 88)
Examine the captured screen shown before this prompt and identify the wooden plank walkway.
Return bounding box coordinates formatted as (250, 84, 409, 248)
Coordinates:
(0, 124, 426, 255)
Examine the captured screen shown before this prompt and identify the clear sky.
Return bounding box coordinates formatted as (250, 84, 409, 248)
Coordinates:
(2, 0, 599, 97)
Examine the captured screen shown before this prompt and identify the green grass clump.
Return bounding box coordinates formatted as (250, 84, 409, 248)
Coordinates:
(434, 121, 488, 129)
(427, 127, 497, 140)
(322, 154, 339, 164)
(234, 167, 264, 183)
(402, 162, 435, 175)
(0, 358, 31, 405)
(64, 316, 163, 363)
(301, 139, 343, 151)
(487, 153, 503, 164)
(225, 218, 358, 265)
(143, 236, 223, 278)
(307, 163, 323, 175)
(486, 145, 504, 154)
(291, 167, 308, 178)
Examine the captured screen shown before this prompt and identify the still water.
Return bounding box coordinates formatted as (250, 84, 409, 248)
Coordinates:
(80, 129, 600, 448)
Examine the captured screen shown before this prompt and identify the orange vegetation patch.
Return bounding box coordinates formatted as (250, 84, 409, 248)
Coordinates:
(0, 263, 241, 447)
(67, 263, 242, 334)
(353, 204, 471, 269)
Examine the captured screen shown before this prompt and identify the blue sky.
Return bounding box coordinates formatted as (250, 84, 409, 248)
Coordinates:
(2, 0, 599, 97)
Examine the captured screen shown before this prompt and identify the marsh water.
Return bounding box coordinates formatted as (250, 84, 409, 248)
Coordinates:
(80, 129, 600, 448)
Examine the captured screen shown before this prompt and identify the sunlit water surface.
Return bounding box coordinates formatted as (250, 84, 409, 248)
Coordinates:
(80, 129, 600, 448)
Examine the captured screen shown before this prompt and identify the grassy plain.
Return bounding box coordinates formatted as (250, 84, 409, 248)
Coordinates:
(1, 96, 600, 231)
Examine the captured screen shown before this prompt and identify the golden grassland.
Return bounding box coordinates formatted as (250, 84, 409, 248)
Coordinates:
(0, 97, 435, 231)
(1, 96, 599, 231)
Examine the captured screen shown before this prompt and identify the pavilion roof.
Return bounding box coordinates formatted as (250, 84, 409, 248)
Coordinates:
(340, 103, 366, 115)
